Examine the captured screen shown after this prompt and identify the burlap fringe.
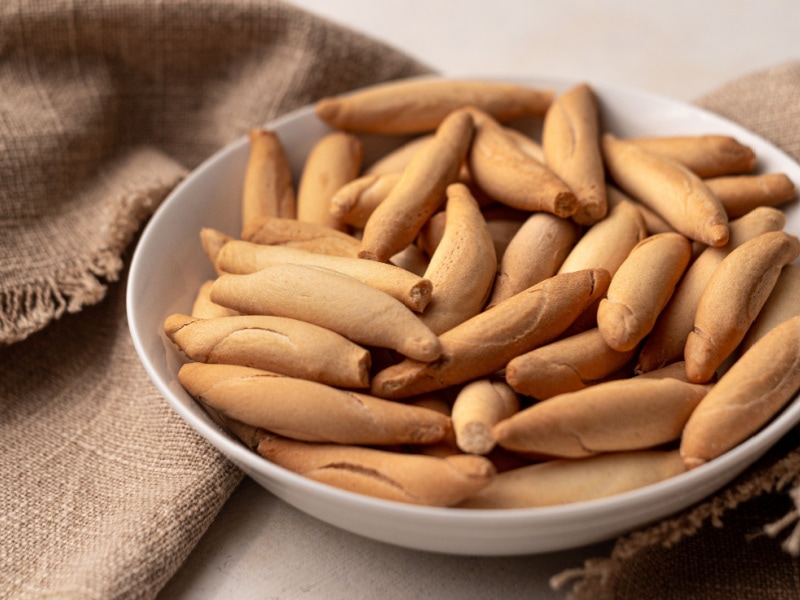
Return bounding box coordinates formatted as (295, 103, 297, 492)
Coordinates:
(550, 446, 800, 600)
(0, 178, 181, 345)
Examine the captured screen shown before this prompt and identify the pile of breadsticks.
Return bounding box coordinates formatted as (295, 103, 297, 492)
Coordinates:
(164, 78, 800, 509)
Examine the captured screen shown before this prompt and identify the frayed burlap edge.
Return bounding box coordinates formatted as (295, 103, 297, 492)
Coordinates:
(0, 174, 183, 346)
(550, 445, 800, 599)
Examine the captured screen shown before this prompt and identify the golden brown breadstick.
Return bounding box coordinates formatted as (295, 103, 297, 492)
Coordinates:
(242, 128, 296, 227)
(329, 172, 400, 228)
(467, 108, 577, 217)
(597, 232, 692, 352)
(419, 183, 497, 334)
(199, 227, 233, 274)
(359, 108, 474, 262)
(637, 206, 788, 372)
(191, 280, 239, 319)
(493, 367, 711, 457)
(209, 263, 442, 362)
(681, 315, 800, 470)
(628, 134, 756, 177)
(558, 198, 647, 277)
(296, 131, 362, 231)
(505, 327, 638, 399)
(214, 240, 433, 312)
(606, 184, 673, 235)
(704, 172, 797, 218)
(451, 379, 519, 455)
(487, 212, 580, 309)
(684, 230, 800, 383)
(602, 133, 730, 247)
(178, 363, 450, 446)
(256, 432, 495, 506)
(316, 78, 552, 134)
(364, 135, 433, 175)
(740, 264, 800, 353)
(164, 313, 371, 388)
(371, 268, 611, 399)
(242, 216, 362, 257)
(542, 83, 607, 225)
(458, 450, 685, 508)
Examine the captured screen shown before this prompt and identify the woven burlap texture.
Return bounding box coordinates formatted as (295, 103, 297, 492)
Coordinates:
(0, 1, 428, 599)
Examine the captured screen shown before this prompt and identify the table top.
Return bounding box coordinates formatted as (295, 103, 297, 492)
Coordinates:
(159, 1, 799, 597)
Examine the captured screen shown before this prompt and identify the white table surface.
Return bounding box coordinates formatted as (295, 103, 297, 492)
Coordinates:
(159, 1, 800, 598)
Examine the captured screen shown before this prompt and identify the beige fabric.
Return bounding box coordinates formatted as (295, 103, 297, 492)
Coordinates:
(0, 1, 428, 598)
(2, 1, 800, 598)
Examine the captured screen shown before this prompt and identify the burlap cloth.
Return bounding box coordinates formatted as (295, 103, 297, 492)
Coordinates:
(0, 1, 798, 598)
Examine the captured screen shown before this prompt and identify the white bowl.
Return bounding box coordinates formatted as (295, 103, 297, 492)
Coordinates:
(127, 76, 800, 556)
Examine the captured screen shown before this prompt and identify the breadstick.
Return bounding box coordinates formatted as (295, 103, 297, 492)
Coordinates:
(602, 133, 730, 247)
(542, 83, 607, 225)
(329, 172, 400, 228)
(209, 263, 442, 362)
(467, 108, 577, 217)
(370, 268, 611, 399)
(597, 232, 692, 352)
(214, 240, 433, 312)
(458, 450, 685, 508)
(740, 264, 800, 352)
(359, 108, 474, 262)
(681, 316, 800, 470)
(704, 172, 797, 218)
(606, 184, 673, 235)
(628, 134, 756, 177)
(178, 363, 450, 446)
(242, 215, 361, 257)
(256, 432, 495, 506)
(487, 212, 580, 309)
(685, 230, 800, 383)
(164, 313, 371, 388)
(296, 131, 362, 231)
(493, 367, 711, 457)
(315, 78, 552, 134)
(199, 227, 233, 273)
(558, 198, 647, 277)
(451, 379, 519, 455)
(364, 135, 433, 175)
(191, 280, 239, 319)
(242, 128, 296, 227)
(637, 206, 787, 372)
(419, 183, 497, 334)
(505, 327, 638, 399)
